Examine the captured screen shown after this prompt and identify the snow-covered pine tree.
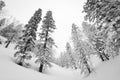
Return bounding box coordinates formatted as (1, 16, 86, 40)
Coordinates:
(58, 51, 69, 68)
(4, 22, 15, 48)
(35, 11, 56, 72)
(65, 42, 76, 69)
(82, 22, 108, 61)
(14, 8, 42, 67)
(71, 23, 92, 75)
(83, 0, 120, 60)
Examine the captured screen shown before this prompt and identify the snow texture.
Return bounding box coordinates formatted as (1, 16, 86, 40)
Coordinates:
(0, 43, 120, 80)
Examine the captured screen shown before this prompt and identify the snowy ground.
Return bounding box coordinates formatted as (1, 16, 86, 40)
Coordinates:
(0, 43, 120, 80)
(0, 44, 83, 80)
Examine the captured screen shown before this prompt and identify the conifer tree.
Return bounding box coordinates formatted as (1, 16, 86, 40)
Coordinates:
(71, 23, 80, 69)
(35, 11, 56, 72)
(57, 51, 69, 68)
(83, 0, 120, 60)
(58, 52, 67, 67)
(14, 8, 42, 66)
(71, 24, 92, 75)
(4, 22, 15, 48)
(65, 42, 76, 69)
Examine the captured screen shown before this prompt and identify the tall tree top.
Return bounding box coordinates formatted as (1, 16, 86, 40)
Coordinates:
(42, 11, 56, 30)
(28, 8, 42, 25)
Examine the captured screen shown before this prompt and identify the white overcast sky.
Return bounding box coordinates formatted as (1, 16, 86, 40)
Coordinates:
(4, 0, 86, 56)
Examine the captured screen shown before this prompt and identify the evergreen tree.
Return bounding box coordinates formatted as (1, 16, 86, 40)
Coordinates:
(5, 34, 15, 48)
(71, 23, 80, 69)
(71, 24, 92, 75)
(35, 11, 56, 72)
(65, 42, 76, 69)
(13, 24, 23, 42)
(14, 8, 42, 66)
(58, 51, 69, 68)
(3, 22, 15, 48)
(82, 22, 109, 61)
(0, 22, 23, 47)
(83, 0, 120, 60)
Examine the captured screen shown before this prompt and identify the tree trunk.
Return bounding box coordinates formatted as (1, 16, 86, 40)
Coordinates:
(100, 54, 105, 61)
(17, 56, 24, 66)
(84, 60, 91, 74)
(17, 61, 23, 66)
(102, 52, 109, 60)
(5, 34, 14, 48)
(39, 63, 43, 72)
(5, 40, 11, 48)
(86, 65, 91, 73)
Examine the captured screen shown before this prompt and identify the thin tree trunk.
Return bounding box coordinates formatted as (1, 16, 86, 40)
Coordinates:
(86, 64, 91, 73)
(5, 34, 14, 48)
(98, 51, 105, 61)
(39, 63, 43, 72)
(84, 60, 91, 74)
(102, 51, 109, 60)
(100, 54, 105, 61)
(5, 40, 10, 48)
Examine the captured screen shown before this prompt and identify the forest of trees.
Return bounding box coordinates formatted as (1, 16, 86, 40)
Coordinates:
(0, 0, 120, 77)
(56, 0, 120, 76)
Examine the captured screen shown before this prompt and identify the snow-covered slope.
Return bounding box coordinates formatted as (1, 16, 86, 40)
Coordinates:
(0, 44, 58, 80)
(0, 44, 82, 80)
(0, 43, 120, 80)
(84, 56, 120, 80)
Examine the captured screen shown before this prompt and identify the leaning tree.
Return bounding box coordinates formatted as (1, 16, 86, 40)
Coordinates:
(14, 8, 42, 66)
(65, 42, 76, 69)
(71, 24, 93, 75)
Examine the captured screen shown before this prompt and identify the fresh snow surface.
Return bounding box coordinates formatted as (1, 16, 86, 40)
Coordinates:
(0, 44, 83, 80)
(0, 43, 120, 80)
(84, 55, 120, 80)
